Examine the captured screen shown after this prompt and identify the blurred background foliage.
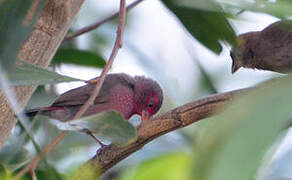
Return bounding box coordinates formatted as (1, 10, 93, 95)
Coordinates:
(1, 0, 292, 179)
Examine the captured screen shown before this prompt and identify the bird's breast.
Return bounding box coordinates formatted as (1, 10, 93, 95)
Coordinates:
(108, 85, 136, 119)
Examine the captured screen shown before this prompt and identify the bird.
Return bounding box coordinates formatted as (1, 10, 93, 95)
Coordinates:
(26, 73, 163, 123)
(230, 20, 292, 74)
(26, 73, 163, 146)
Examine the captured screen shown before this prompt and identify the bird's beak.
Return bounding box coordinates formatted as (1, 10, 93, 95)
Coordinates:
(230, 52, 240, 74)
(232, 63, 239, 74)
(142, 110, 150, 122)
(232, 62, 242, 74)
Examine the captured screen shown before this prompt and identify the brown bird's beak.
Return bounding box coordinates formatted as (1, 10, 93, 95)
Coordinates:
(142, 110, 150, 122)
(231, 52, 240, 74)
(232, 63, 240, 74)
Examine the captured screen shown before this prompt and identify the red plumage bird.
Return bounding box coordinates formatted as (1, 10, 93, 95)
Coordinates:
(26, 73, 163, 122)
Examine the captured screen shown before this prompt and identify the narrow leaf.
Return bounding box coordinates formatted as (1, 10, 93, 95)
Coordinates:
(56, 111, 137, 146)
(192, 75, 292, 180)
(8, 61, 83, 86)
(52, 49, 106, 68)
(0, 137, 30, 171)
(25, 86, 58, 109)
(162, 0, 236, 54)
(221, 0, 292, 19)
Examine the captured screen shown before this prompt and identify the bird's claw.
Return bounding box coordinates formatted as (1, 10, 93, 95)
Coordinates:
(83, 129, 106, 148)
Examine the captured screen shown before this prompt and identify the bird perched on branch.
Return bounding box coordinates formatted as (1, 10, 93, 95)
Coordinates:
(26, 73, 163, 122)
(230, 20, 292, 73)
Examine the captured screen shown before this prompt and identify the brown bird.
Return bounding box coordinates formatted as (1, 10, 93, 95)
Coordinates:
(230, 20, 292, 73)
(26, 73, 163, 122)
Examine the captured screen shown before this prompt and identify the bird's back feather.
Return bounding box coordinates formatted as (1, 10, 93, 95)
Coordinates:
(52, 73, 135, 107)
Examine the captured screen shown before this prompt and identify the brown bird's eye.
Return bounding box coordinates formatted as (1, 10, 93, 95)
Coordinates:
(148, 102, 153, 108)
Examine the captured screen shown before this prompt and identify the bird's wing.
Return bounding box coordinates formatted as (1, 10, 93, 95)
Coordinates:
(52, 73, 135, 107)
(52, 85, 96, 106)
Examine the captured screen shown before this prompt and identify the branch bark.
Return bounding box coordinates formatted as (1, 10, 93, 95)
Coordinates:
(0, 0, 85, 149)
(86, 88, 249, 174)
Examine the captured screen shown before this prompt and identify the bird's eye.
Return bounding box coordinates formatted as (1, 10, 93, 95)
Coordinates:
(148, 102, 153, 108)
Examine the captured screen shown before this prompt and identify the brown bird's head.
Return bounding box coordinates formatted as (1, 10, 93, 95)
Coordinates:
(230, 32, 259, 73)
(133, 76, 163, 122)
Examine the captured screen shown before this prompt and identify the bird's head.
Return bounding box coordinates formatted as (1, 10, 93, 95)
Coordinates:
(133, 76, 163, 122)
(230, 32, 258, 73)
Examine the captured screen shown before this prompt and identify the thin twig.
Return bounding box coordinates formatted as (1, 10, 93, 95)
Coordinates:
(64, 0, 142, 41)
(14, 0, 127, 179)
(14, 131, 67, 179)
(30, 170, 37, 180)
(17, 120, 42, 154)
(71, 0, 126, 118)
(17, 120, 51, 170)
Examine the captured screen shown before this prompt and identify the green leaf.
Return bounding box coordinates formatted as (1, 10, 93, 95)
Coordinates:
(52, 49, 106, 68)
(8, 61, 83, 86)
(0, 163, 11, 180)
(162, 0, 236, 54)
(120, 152, 191, 180)
(192, 75, 292, 180)
(31, 167, 64, 180)
(25, 86, 58, 109)
(21, 165, 63, 180)
(253, 0, 292, 19)
(57, 111, 137, 146)
(0, 137, 30, 171)
(0, 0, 45, 70)
(221, 0, 292, 19)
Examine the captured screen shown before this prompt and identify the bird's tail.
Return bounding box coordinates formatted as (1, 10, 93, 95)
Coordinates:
(24, 106, 64, 118)
(25, 108, 41, 118)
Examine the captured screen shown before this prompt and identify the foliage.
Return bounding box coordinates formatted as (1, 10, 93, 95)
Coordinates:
(57, 111, 136, 146)
(9, 61, 84, 86)
(192, 76, 292, 180)
(162, 0, 236, 54)
(52, 49, 106, 68)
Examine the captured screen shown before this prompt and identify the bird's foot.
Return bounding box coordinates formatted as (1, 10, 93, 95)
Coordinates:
(83, 129, 106, 148)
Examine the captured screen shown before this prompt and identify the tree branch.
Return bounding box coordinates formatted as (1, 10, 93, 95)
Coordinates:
(64, 0, 144, 41)
(86, 88, 249, 174)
